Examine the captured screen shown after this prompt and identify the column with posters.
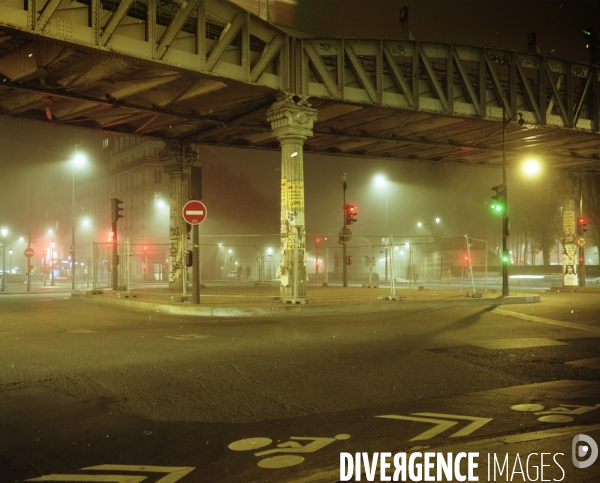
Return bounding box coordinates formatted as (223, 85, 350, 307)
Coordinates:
(561, 198, 577, 286)
(267, 95, 317, 301)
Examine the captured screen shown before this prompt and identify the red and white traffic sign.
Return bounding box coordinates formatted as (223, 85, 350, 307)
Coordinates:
(182, 200, 207, 225)
(24, 247, 34, 258)
(575, 235, 588, 248)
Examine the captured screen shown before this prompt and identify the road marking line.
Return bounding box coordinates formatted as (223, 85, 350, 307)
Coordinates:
(413, 413, 493, 437)
(26, 466, 195, 483)
(376, 415, 458, 441)
(493, 308, 600, 333)
(286, 423, 600, 483)
(84, 466, 195, 483)
(25, 476, 146, 482)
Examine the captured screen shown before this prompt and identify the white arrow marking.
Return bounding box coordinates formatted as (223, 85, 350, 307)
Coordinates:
(186, 210, 204, 215)
(25, 476, 146, 482)
(376, 413, 492, 441)
(84, 466, 195, 483)
(413, 413, 493, 438)
(26, 465, 195, 483)
(376, 415, 458, 441)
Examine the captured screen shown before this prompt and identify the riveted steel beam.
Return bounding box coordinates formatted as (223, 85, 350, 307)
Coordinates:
(156, 0, 200, 60)
(99, 0, 135, 47)
(344, 43, 377, 104)
(304, 42, 339, 98)
(35, 0, 62, 32)
(250, 33, 285, 83)
(206, 13, 245, 72)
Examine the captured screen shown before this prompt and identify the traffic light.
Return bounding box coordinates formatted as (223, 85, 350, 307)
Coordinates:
(582, 28, 599, 64)
(315, 237, 322, 249)
(185, 250, 193, 267)
(491, 185, 506, 214)
(577, 216, 588, 235)
(347, 255, 353, 265)
(345, 205, 358, 225)
(502, 251, 509, 264)
(111, 198, 124, 222)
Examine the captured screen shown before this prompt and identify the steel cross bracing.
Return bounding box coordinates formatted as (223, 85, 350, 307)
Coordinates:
(0, 0, 599, 171)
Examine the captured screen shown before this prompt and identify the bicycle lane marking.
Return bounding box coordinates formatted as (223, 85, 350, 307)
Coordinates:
(493, 308, 600, 334)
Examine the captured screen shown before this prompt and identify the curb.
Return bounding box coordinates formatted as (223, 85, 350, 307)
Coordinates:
(71, 292, 541, 317)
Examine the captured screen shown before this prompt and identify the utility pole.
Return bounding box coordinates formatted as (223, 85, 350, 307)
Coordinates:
(27, 232, 31, 292)
(579, 173, 586, 287)
(342, 173, 348, 287)
(111, 198, 124, 291)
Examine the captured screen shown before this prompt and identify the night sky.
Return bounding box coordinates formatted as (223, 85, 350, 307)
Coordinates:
(0, 0, 598, 241)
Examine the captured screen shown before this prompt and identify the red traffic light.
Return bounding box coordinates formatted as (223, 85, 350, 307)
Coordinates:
(345, 205, 358, 225)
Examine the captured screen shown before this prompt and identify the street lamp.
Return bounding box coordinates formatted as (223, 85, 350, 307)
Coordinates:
(374, 174, 388, 233)
(50, 239, 56, 286)
(374, 174, 389, 283)
(522, 158, 541, 177)
(71, 151, 87, 290)
(1, 228, 7, 291)
(8, 248, 12, 279)
(500, 108, 525, 296)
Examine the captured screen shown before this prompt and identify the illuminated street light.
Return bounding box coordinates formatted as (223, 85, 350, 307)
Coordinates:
(374, 174, 388, 233)
(523, 158, 541, 176)
(71, 150, 88, 290)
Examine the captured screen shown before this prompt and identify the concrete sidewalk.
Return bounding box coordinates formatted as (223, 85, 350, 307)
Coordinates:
(69, 284, 542, 317)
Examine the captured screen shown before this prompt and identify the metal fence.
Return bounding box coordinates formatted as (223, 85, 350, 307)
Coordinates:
(91, 235, 282, 290)
(311, 236, 496, 289)
(90, 234, 498, 292)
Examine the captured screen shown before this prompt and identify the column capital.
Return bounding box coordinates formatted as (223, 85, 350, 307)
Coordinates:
(159, 143, 197, 175)
(267, 96, 318, 140)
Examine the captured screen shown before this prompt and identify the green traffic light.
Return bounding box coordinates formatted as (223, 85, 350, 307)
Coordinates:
(502, 254, 509, 263)
(583, 29, 591, 36)
(491, 203, 504, 213)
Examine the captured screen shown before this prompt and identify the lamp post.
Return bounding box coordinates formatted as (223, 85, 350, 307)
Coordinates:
(374, 175, 388, 283)
(71, 152, 87, 290)
(8, 248, 12, 280)
(1, 228, 7, 291)
(50, 239, 56, 286)
(501, 108, 525, 296)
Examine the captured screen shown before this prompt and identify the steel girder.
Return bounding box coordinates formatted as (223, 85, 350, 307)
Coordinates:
(294, 38, 600, 133)
(0, 0, 599, 171)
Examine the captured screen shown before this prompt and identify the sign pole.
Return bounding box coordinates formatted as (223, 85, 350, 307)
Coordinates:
(182, 200, 207, 304)
(112, 220, 118, 291)
(26, 232, 32, 292)
(193, 224, 200, 304)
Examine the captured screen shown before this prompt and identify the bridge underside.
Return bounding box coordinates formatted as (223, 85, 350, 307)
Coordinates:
(0, 0, 599, 173)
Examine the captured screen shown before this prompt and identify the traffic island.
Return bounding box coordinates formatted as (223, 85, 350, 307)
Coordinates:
(71, 286, 541, 317)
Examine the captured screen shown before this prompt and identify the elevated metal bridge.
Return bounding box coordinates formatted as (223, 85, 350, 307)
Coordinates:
(0, 0, 599, 172)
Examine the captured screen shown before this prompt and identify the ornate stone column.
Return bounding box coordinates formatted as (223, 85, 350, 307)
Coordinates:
(266, 95, 318, 302)
(557, 177, 578, 287)
(160, 143, 197, 291)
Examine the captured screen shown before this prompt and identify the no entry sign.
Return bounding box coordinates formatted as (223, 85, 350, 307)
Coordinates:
(182, 200, 207, 225)
(24, 247, 34, 258)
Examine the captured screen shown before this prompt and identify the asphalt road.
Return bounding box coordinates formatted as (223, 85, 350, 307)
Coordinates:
(0, 292, 599, 482)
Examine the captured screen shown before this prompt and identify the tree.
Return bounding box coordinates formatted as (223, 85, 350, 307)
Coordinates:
(511, 171, 561, 265)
